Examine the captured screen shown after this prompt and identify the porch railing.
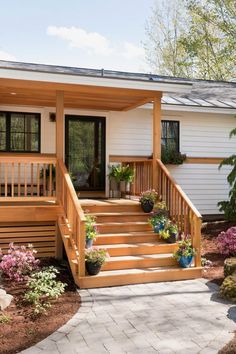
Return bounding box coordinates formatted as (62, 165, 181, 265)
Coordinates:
(156, 159, 202, 267)
(122, 159, 153, 195)
(0, 154, 57, 201)
(57, 159, 86, 277)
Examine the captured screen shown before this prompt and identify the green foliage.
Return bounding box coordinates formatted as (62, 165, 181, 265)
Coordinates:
(218, 121, 236, 221)
(139, 189, 159, 204)
(220, 274, 236, 302)
(224, 257, 236, 277)
(144, 0, 236, 80)
(85, 215, 98, 240)
(161, 146, 186, 165)
(85, 247, 109, 266)
(0, 314, 11, 324)
(173, 239, 196, 261)
(24, 266, 66, 315)
(108, 164, 134, 183)
(159, 221, 178, 240)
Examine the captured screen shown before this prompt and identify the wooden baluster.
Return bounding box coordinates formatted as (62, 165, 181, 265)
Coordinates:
(18, 163, 21, 197)
(78, 220, 85, 277)
(0, 162, 2, 196)
(49, 164, 52, 196)
(31, 163, 34, 196)
(193, 216, 202, 267)
(36, 163, 40, 196)
(5, 163, 8, 197)
(24, 164, 27, 196)
(43, 164, 46, 196)
(11, 162, 14, 197)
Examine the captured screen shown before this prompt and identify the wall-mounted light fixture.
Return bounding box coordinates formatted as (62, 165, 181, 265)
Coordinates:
(49, 112, 56, 122)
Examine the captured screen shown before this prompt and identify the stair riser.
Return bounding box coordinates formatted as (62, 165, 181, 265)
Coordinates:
(102, 257, 178, 270)
(82, 205, 142, 213)
(95, 235, 158, 245)
(101, 244, 178, 256)
(97, 224, 152, 233)
(93, 215, 151, 223)
(79, 268, 202, 289)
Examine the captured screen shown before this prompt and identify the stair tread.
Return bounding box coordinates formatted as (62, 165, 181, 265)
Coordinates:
(97, 231, 155, 236)
(87, 212, 150, 216)
(83, 266, 201, 277)
(96, 242, 173, 248)
(106, 254, 174, 261)
(96, 221, 150, 226)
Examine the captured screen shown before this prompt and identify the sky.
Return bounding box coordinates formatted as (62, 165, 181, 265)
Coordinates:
(0, 0, 154, 72)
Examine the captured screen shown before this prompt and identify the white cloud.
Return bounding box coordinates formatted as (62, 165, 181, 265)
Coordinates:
(47, 26, 112, 56)
(0, 50, 16, 61)
(46, 25, 147, 72)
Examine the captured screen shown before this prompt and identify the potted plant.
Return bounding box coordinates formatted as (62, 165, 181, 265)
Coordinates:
(85, 215, 98, 248)
(85, 247, 109, 275)
(173, 239, 196, 268)
(108, 165, 120, 198)
(139, 189, 158, 213)
(148, 202, 169, 233)
(118, 165, 135, 197)
(159, 221, 178, 244)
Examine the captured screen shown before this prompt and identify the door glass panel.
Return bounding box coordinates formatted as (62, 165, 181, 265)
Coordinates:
(66, 116, 105, 191)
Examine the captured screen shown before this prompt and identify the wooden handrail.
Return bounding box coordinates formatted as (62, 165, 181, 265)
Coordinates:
(156, 159, 202, 267)
(57, 159, 86, 277)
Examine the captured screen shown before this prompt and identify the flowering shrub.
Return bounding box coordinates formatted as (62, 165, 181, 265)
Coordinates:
(85, 247, 109, 265)
(139, 189, 158, 204)
(0, 243, 40, 282)
(217, 227, 236, 256)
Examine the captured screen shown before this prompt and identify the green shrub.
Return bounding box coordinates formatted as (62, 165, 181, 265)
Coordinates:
(224, 257, 236, 277)
(220, 274, 236, 302)
(0, 314, 11, 324)
(24, 266, 66, 315)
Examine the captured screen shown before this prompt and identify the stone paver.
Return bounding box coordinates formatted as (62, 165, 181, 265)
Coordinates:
(21, 279, 236, 354)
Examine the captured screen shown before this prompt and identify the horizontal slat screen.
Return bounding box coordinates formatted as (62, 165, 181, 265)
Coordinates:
(0, 222, 56, 258)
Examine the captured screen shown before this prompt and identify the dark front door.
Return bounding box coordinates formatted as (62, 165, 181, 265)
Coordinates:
(65, 115, 106, 191)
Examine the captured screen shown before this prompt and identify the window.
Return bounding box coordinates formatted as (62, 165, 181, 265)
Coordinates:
(161, 120, 179, 152)
(0, 111, 40, 152)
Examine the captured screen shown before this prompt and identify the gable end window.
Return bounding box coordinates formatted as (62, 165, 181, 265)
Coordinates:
(161, 120, 179, 152)
(0, 111, 40, 153)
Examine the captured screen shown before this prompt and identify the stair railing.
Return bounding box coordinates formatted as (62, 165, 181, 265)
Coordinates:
(57, 159, 86, 277)
(156, 159, 202, 267)
(121, 159, 153, 195)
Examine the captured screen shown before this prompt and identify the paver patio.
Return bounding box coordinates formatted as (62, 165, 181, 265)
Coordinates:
(21, 279, 236, 354)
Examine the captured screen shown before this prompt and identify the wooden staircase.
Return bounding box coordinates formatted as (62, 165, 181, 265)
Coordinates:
(73, 200, 202, 289)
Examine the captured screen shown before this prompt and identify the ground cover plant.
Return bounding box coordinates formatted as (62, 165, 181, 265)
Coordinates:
(0, 244, 80, 354)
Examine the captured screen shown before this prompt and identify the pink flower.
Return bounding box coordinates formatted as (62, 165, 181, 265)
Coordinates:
(217, 227, 236, 256)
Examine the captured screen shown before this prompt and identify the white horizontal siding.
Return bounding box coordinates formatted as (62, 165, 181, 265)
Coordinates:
(109, 109, 152, 156)
(168, 164, 231, 215)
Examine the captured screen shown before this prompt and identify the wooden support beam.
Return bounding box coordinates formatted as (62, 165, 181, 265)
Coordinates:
(56, 91, 64, 160)
(152, 95, 162, 190)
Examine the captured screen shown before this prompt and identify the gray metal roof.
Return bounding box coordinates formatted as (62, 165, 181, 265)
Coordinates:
(0, 60, 236, 110)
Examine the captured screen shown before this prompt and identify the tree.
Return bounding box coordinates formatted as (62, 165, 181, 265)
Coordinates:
(144, 0, 236, 80)
(218, 124, 236, 221)
(144, 0, 192, 77)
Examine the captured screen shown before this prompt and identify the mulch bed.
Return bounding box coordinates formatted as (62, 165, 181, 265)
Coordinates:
(201, 221, 236, 354)
(0, 258, 81, 354)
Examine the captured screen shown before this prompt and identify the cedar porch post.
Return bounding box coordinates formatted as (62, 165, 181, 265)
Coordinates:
(55, 91, 64, 259)
(152, 95, 162, 191)
(56, 91, 64, 160)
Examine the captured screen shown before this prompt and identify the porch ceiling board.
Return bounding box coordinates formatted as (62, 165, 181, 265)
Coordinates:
(0, 78, 161, 111)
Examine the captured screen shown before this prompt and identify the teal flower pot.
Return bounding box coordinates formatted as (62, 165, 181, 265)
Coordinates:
(179, 256, 193, 268)
(153, 221, 165, 233)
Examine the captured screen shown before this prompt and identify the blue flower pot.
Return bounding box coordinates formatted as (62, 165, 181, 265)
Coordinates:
(179, 256, 193, 268)
(85, 238, 93, 248)
(153, 221, 165, 233)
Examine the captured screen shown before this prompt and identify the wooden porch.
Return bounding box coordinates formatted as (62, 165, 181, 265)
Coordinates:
(0, 154, 202, 288)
